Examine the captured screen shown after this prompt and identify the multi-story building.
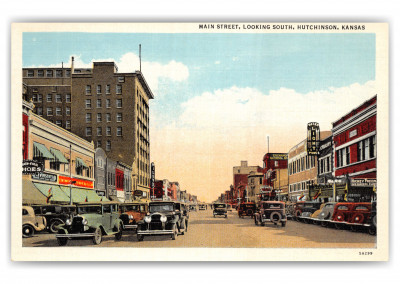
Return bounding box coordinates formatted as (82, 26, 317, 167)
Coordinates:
(262, 153, 288, 187)
(288, 131, 331, 201)
(247, 171, 264, 203)
(271, 168, 289, 201)
(233, 161, 263, 206)
(22, 102, 99, 205)
(23, 58, 154, 200)
(332, 95, 377, 202)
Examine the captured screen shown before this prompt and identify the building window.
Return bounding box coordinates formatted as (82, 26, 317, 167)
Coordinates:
(37, 94, 43, 103)
(97, 127, 102, 136)
(116, 85, 122, 94)
(56, 120, 62, 127)
(32, 94, 38, 102)
(27, 70, 34, 77)
(116, 99, 122, 108)
(117, 127, 122, 136)
(66, 94, 71, 103)
(46, 70, 53, 77)
(106, 85, 111, 94)
(66, 107, 71, 116)
(118, 77, 125, 83)
(106, 141, 111, 151)
(37, 107, 43, 116)
(66, 120, 71, 129)
(50, 161, 61, 171)
(86, 127, 92, 136)
(86, 85, 91, 94)
(47, 94, 52, 102)
(56, 107, 62, 116)
(357, 135, 376, 161)
(56, 70, 63, 77)
(97, 85, 102, 94)
(56, 94, 62, 103)
(97, 113, 102, 122)
(65, 70, 71, 77)
(106, 113, 111, 122)
(97, 141, 101, 148)
(104, 98, 110, 108)
(37, 70, 44, 77)
(52, 86, 57, 93)
(86, 113, 92, 123)
(85, 99, 91, 109)
(47, 108, 53, 116)
(106, 126, 111, 136)
(116, 113, 122, 122)
(97, 99, 102, 108)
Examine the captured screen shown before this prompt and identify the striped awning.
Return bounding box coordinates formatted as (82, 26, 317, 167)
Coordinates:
(60, 186, 107, 203)
(33, 182, 70, 203)
(33, 142, 55, 160)
(50, 148, 69, 164)
(76, 157, 88, 168)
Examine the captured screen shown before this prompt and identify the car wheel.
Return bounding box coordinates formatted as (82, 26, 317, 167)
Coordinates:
(334, 223, 343, 230)
(137, 234, 144, 242)
(115, 223, 123, 240)
(171, 225, 177, 240)
(321, 221, 328, 227)
(49, 219, 64, 234)
(22, 224, 34, 238)
(368, 227, 376, 235)
(93, 228, 102, 245)
(57, 237, 68, 246)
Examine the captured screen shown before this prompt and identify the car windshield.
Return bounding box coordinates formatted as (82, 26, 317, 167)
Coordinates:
(149, 203, 174, 213)
(121, 205, 139, 212)
(214, 204, 226, 208)
(77, 206, 101, 214)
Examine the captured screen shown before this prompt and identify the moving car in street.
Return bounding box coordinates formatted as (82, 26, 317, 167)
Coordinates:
(22, 206, 47, 238)
(254, 201, 287, 227)
(31, 204, 76, 233)
(55, 201, 123, 246)
(213, 203, 228, 218)
(238, 202, 256, 218)
(119, 202, 148, 231)
(136, 201, 189, 241)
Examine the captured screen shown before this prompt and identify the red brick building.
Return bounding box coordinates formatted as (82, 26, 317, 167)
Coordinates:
(332, 95, 377, 201)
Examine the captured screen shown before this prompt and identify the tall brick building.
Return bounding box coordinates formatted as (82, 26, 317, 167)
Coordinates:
(23, 58, 154, 197)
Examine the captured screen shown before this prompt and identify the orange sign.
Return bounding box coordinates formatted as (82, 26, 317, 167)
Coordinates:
(59, 175, 94, 189)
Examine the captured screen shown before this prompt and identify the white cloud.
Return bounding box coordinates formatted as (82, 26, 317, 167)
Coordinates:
(215, 61, 221, 65)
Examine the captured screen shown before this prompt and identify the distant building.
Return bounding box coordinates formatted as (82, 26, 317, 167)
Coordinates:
(233, 161, 262, 206)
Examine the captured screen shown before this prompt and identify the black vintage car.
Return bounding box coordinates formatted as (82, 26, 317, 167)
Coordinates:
(31, 204, 76, 233)
(136, 201, 189, 241)
(298, 202, 322, 223)
(254, 201, 287, 227)
(213, 203, 227, 218)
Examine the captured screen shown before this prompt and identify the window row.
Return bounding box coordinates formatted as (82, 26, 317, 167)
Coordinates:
(319, 156, 332, 175)
(289, 155, 316, 175)
(32, 93, 71, 103)
(37, 107, 71, 117)
(86, 127, 123, 137)
(85, 99, 122, 109)
(86, 84, 123, 95)
(27, 69, 71, 78)
(85, 113, 122, 123)
(336, 135, 376, 168)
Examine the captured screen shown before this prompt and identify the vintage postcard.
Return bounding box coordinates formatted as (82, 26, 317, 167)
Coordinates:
(11, 22, 389, 261)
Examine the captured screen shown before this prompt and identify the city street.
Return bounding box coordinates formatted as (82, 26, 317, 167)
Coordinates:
(23, 209, 376, 248)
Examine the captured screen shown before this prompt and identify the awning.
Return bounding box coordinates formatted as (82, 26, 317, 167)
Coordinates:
(60, 186, 106, 203)
(50, 148, 69, 163)
(76, 157, 88, 168)
(22, 179, 47, 205)
(33, 182, 70, 203)
(33, 142, 55, 160)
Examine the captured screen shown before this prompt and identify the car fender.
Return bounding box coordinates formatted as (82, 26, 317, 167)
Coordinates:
(112, 218, 123, 232)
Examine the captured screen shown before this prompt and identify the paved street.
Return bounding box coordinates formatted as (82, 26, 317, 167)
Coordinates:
(23, 209, 376, 248)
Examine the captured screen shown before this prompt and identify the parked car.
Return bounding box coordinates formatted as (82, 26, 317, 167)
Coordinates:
(293, 201, 306, 220)
(238, 202, 256, 218)
(348, 202, 373, 232)
(119, 202, 148, 231)
(299, 202, 322, 223)
(136, 201, 189, 241)
(31, 204, 76, 233)
(22, 206, 47, 238)
(189, 205, 197, 212)
(368, 201, 377, 235)
(199, 204, 207, 210)
(254, 201, 287, 227)
(313, 202, 337, 226)
(55, 201, 123, 246)
(213, 203, 228, 218)
(331, 202, 355, 229)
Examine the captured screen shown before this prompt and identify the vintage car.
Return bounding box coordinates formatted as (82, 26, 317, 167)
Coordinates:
(298, 202, 322, 223)
(55, 201, 123, 246)
(238, 202, 256, 218)
(22, 206, 47, 238)
(313, 202, 337, 226)
(331, 202, 355, 229)
(136, 201, 189, 241)
(31, 204, 76, 233)
(331, 202, 372, 230)
(285, 201, 296, 219)
(348, 202, 373, 232)
(198, 204, 207, 210)
(119, 202, 148, 231)
(254, 201, 287, 227)
(213, 203, 228, 218)
(368, 201, 377, 235)
(293, 201, 306, 220)
(189, 205, 197, 212)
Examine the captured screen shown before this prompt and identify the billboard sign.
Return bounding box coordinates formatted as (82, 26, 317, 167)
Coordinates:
(307, 122, 320, 156)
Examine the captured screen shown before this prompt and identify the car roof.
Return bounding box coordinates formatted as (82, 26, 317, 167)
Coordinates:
(76, 201, 119, 206)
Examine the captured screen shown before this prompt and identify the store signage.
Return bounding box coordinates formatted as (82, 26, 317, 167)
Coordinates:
(23, 160, 44, 174)
(307, 122, 320, 156)
(350, 178, 377, 187)
(319, 141, 332, 151)
(349, 129, 358, 138)
(269, 153, 288, 160)
(58, 175, 94, 189)
(150, 162, 155, 189)
(134, 190, 143, 197)
(31, 172, 57, 182)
